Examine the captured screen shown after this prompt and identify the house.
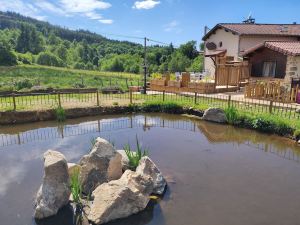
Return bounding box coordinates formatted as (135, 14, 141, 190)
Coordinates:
(202, 22, 300, 87)
(242, 41, 300, 88)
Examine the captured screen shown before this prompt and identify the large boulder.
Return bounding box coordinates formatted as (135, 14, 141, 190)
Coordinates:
(87, 170, 154, 225)
(34, 150, 71, 219)
(136, 156, 166, 195)
(79, 137, 122, 194)
(202, 107, 227, 123)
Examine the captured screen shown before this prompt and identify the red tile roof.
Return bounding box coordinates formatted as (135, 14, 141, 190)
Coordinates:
(243, 41, 300, 56)
(203, 23, 300, 40)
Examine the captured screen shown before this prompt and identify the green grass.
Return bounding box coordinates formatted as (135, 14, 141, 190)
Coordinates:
(0, 65, 142, 91)
(55, 105, 66, 122)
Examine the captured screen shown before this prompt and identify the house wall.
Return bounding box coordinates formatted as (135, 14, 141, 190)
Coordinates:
(248, 48, 287, 78)
(284, 56, 300, 89)
(240, 35, 298, 55)
(204, 28, 239, 76)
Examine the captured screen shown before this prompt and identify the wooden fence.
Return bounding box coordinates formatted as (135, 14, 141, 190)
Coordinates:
(245, 82, 299, 103)
(215, 64, 251, 87)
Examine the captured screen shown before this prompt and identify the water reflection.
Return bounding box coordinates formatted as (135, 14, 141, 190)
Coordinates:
(1, 114, 299, 163)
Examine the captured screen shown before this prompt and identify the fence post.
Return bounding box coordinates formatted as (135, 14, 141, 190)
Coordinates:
(58, 92, 61, 107)
(228, 94, 231, 108)
(194, 92, 197, 105)
(130, 89, 133, 104)
(12, 93, 16, 111)
(126, 78, 129, 89)
(269, 100, 273, 114)
(163, 91, 165, 102)
(96, 90, 100, 106)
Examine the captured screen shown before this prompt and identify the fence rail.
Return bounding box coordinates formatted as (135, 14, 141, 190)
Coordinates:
(0, 88, 300, 119)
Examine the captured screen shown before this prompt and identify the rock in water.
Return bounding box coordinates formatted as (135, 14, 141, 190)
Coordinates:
(202, 107, 227, 123)
(34, 150, 71, 219)
(136, 156, 167, 195)
(87, 170, 154, 225)
(79, 137, 122, 194)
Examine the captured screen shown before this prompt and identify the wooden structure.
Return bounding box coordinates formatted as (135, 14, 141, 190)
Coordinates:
(245, 80, 299, 103)
(150, 62, 250, 94)
(215, 62, 250, 88)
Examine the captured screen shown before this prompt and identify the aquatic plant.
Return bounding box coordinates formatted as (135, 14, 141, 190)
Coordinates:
(55, 105, 66, 122)
(70, 168, 82, 205)
(224, 106, 238, 124)
(124, 135, 148, 170)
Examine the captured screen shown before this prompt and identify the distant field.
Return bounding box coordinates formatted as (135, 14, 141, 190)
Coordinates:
(0, 65, 142, 91)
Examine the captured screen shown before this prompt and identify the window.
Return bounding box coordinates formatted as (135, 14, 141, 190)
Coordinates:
(262, 61, 276, 77)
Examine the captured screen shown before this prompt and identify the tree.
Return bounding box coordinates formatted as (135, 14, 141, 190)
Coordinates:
(0, 38, 17, 66)
(188, 56, 204, 72)
(56, 44, 68, 61)
(168, 52, 191, 72)
(16, 23, 44, 54)
(179, 41, 198, 60)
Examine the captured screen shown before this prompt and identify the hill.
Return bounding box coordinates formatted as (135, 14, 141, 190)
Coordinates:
(0, 11, 202, 75)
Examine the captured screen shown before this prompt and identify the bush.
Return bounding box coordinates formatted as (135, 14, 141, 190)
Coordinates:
(14, 79, 34, 90)
(36, 52, 64, 67)
(16, 52, 34, 64)
(73, 62, 85, 70)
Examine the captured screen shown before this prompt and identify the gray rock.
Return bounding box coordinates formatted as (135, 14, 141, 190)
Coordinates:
(296, 108, 300, 114)
(136, 156, 166, 195)
(34, 150, 71, 219)
(67, 163, 81, 178)
(87, 170, 154, 225)
(79, 137, 122, 194)
(202, 107, 227, 123)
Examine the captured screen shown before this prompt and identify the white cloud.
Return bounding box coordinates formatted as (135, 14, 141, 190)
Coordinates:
(164, 20, 179, 32)
(99, 19, 113, 24)
(85, 11, 103, 20)
(132, 0, 160, 10)
(35, 1, 65, 15)
(59, 0, 111, 13)
(0, 0, 46, 20)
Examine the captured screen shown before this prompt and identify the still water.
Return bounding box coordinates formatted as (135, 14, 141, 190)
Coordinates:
(1, 113, 300, 225)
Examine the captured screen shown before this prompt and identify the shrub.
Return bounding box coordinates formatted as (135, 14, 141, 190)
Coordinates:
(36, 52, 64, 67)
(55, 106, 66, 122)
(14, 79, 34, 90)
(73, 62, 85, 70)
(16, 52, 33, 64)
(124, 136, 148, 170)
(151, 73, 162, 79)
(224, 106, 238, 124)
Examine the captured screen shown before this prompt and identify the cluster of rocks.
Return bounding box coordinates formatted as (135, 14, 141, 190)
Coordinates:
(34, 137, 166, 225)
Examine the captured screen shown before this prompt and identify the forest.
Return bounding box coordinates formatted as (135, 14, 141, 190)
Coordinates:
(0, 11, 203, 74)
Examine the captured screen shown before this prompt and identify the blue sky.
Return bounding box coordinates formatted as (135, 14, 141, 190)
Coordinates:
(1, 0, 300, 46)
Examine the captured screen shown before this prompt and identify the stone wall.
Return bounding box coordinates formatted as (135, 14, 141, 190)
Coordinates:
(284, 56, 300, 89)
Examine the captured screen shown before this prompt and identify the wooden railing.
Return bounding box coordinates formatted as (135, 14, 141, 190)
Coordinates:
(245, 81, 299, 103)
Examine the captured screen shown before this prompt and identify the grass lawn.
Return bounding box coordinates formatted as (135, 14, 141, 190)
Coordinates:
(0, 65, 142, 91)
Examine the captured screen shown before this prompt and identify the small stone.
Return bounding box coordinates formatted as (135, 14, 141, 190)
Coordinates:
(67, 163, 81, 178)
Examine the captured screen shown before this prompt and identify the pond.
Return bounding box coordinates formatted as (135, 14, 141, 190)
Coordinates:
(1, 113, 300, 225)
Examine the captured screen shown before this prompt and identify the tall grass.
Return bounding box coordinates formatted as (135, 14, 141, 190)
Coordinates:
(124, 135, 148, 170)
(55, 106, 66, 122)
(70, 168, 82, 205)
(224, 106, 238, 124)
